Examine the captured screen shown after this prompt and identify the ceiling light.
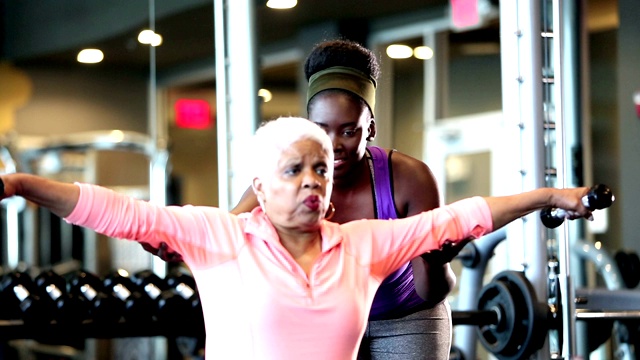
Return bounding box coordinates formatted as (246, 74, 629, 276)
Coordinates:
(258, 89, 272, 103)
(413, 46, 434, 60)
(77, 49, 104, 64)
(386, 44, 412, 59)
(266, 0, 297, 9)
(138, 30, 163, 47)
(150, 34, 163, 47)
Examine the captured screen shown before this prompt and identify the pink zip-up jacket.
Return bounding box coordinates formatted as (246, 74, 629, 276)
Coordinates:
(65, 183, 493, 360)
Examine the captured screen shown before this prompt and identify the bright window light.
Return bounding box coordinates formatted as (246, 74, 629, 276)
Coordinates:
(413, 46, 434, 60)
(258, 89, 272, 103)
(138, 30, 163, 47)
(266, 0, 297, 9)
(77, 49, 104, 64)
(386, 44, 412, 59)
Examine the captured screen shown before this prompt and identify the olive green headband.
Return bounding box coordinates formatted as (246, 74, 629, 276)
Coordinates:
(307, 66, 377, 117)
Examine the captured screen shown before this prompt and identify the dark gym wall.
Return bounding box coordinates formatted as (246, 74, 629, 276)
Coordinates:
(617, 0, 640, 254)
(590, 29, 620, 250)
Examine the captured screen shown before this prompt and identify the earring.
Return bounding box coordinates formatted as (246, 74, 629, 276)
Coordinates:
(324, 202, 336, 221)
(366, 136, 374, 142)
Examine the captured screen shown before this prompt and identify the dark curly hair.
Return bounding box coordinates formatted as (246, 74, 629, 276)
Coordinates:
(304, 39, 380, 116)
(303, 39, 380, 82)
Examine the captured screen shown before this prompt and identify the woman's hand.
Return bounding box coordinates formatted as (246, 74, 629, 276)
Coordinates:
(550, 187, 594, 220)
(140, 241, 184, 262)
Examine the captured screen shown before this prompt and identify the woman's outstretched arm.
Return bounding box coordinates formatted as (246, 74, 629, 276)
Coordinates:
(484, 187, 592, 230)
(0, 173, 80, 218)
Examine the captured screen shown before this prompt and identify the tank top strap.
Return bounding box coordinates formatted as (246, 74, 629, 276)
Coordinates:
(366, 145, 398, 220)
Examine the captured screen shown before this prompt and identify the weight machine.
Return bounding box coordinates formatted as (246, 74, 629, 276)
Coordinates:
(493, 0, 590, 357)
(447, 0, 635, 358)
(452, 204, 638, 360)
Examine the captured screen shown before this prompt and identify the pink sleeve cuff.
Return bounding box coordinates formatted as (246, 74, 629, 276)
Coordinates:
(447, 196, 494, 240)
(64, 182, 90, 225)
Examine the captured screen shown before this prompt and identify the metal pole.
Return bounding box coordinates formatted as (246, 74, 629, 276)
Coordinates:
(499, 1, 549, 357)
(551, 0, 577, 357)
(560, 0, 591, 355)
(147, 0, 168, 280)
(214, 0, 259, 211)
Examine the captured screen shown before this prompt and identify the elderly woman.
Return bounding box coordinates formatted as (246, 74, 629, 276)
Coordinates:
(0, 116, 592, 359)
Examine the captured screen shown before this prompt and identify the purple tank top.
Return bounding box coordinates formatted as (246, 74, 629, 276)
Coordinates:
(367, 146, 425, 320)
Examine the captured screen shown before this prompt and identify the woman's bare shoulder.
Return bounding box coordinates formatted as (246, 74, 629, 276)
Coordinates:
(387, 149, 441, 215)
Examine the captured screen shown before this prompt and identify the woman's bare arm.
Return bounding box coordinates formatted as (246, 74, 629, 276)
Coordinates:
(230, 185, 259, 215)
(484, 187, 591, 230)
(1, 173, 80, 218)
(390, 151, 455, 304)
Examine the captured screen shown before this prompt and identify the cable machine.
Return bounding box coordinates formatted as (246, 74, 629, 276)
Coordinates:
(501, 0, 588, 358)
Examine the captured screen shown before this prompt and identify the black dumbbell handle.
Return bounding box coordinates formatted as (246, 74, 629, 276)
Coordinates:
(541, 184, 614, 228)
(582, 184, 615, 210)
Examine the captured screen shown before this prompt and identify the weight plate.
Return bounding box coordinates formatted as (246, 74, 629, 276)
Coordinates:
(477, 270, 548, 360)
(477, 280, 516, 354)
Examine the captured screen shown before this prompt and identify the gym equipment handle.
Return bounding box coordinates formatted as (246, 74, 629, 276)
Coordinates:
(540, 184, 614, 228)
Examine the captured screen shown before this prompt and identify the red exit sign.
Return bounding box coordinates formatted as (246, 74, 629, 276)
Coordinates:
(175, 99, 212, 129)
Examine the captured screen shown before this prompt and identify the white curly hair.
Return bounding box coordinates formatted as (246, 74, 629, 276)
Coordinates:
(251, 116, 334, 181)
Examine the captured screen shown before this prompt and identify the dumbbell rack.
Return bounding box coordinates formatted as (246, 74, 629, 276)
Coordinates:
(1, 130, 171, 358)
(0, 318, 205, 340)
(0, 267, 206, 360)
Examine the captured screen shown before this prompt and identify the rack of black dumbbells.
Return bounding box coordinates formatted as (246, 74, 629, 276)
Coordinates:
(0, 266, 205, 343)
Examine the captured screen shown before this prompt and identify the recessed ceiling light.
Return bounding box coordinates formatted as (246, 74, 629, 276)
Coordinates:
(138, 29, 163, 47)
(258, 88, 272, 103)
(413, 46, 434, 60)
(77, 49, 104, 64)
(266, 0, 297, 9)
(386, 44, 412, 59)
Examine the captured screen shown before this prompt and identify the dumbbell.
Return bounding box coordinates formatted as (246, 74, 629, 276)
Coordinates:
(540, 184, 614, 228)
(68, 269, 125, 324)
(162, 269, 204, 330)
(132, 269, 167, 301)
(133, 269, 203, 330)
(0, 270, 52, 325)
(103, 269, 154, 324)
(34, 269, 89, 326)
(132, 269, 171, 323)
